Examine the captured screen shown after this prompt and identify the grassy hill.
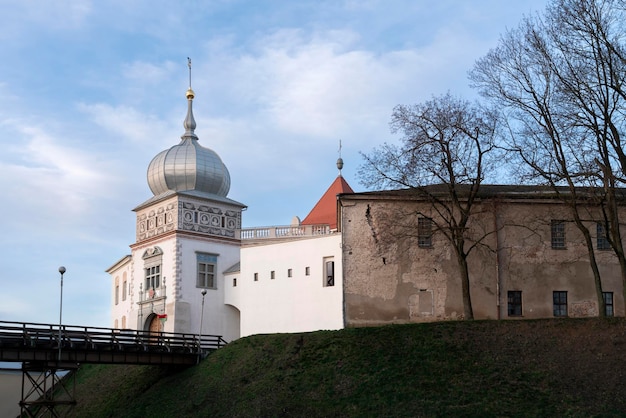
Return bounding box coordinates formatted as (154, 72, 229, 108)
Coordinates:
(59, 318, 626, 417)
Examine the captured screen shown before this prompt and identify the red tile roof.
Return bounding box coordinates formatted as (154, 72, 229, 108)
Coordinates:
(301, 175, 354, 230)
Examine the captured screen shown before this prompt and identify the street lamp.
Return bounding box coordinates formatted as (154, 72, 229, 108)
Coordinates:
(58, 266, 66, 362)
(199, 289, 207, 352)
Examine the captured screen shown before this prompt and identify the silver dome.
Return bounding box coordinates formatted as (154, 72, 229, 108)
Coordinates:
(146, 88, 231, 198)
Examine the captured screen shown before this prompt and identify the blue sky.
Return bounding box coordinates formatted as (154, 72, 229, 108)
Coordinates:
(0, 0, 549, 328)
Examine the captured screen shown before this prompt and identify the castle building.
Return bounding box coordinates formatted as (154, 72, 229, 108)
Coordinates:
(340, 186, 626, 324)
(106, 85, 352, 341)
(108, 84, 626, 342)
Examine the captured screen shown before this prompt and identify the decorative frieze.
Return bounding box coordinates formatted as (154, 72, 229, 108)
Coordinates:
(136, 198, 241, 242)
(179, 201, 240, 238)
(137, 202, 177, 242)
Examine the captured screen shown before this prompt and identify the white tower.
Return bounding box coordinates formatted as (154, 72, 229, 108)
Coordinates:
(108, 64, 245, 342)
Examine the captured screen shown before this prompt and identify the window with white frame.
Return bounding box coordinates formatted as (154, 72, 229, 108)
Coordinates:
(323, 257, 335, 287)
(142, 247, 163, 294)
(145, 265, 161, 291)
(197, 253, 217, 289)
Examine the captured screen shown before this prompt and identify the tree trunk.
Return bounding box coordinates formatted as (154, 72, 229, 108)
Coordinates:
(456, 246, 474, 320)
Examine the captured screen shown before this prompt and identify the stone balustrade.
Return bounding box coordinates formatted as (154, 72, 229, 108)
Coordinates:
(238, 224, 332, 240)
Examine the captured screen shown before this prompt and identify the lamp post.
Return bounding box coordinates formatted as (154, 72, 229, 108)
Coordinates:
(199, 289, 207, 353)
(58, 266, 66, 362)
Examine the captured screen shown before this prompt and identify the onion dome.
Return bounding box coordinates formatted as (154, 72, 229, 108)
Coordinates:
(146, 87, 231, 198)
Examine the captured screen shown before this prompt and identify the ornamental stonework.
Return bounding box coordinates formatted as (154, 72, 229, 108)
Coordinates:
(179, 201, 240, 238)
(137, 202, 177, 242)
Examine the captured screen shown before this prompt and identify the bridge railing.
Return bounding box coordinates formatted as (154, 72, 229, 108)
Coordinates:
(0, 320, 227, 356)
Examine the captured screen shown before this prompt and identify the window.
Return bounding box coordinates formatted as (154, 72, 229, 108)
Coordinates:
(597, 222, 611, 250)
(121, 316, 126, 328)
(551, 220, 566, 249)
(254, 272, 258, 281)
(197, 253, 217, 289)
(145, 265, 161, 290)
(115, 284, 119, 305)
(324, 258, 335, 287)
(507, 291, 522, 317)
(553, 291, 568, 317)
(270, 270, 275, 280)
(418, 217, 433, 248)
(305, 266, 310, 276)
(603, 292, 614, 317)
(142, 247, 163, 294)
(122, 273, 127, 301)
(233, 278, 237, 287)
(287, 268, 293, 278)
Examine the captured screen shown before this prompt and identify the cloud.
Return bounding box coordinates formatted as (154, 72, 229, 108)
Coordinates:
(0, 0, 92, 39)
(0, 121, 119, 233)
(78, 102, 175, 146)
(122, 60, 179, 85)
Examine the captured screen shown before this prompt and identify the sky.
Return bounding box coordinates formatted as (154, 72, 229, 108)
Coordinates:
(0, 0, 550, 329)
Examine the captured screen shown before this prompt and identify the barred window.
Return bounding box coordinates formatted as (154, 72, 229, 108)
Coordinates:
(551, 220, 566, 249)
(418, 217, 433, 248)
(597, 222, 611, 250)
(507, 291, 522, 317)
(553, 291, 568, 317)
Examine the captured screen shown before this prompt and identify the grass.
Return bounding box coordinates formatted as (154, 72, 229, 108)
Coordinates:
(58, 318, 626, 417)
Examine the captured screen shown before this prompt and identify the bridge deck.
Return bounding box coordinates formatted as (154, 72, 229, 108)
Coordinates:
(0, 321, 226, 367)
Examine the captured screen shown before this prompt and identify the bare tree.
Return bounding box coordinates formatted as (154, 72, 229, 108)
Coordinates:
(470, 0, 626, 316)
(359, 93, 498, 320)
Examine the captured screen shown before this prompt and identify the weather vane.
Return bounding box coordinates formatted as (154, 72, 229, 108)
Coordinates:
(187, 57, 192, 89)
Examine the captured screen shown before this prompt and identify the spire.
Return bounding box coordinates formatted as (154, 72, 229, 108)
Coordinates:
(183, 57, 198, 140)
(336, 139, 344, 176)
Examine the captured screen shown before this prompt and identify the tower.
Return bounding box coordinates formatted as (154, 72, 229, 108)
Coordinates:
(108, 68, 245, 342)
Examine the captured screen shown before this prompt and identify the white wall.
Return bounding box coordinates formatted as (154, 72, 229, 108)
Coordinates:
(176, 235, 241, 342)
(226, 234, 344, 337)
(109, 258, 132, 330)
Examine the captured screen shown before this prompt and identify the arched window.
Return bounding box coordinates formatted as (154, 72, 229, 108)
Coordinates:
(122, 272, 128, 301)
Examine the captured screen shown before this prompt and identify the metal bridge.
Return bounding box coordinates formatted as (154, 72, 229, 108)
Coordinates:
(0, 320, 226, 366)
(0, 320, 227, 417)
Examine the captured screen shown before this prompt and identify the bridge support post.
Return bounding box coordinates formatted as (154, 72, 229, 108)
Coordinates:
(19, 362, 78, 418)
